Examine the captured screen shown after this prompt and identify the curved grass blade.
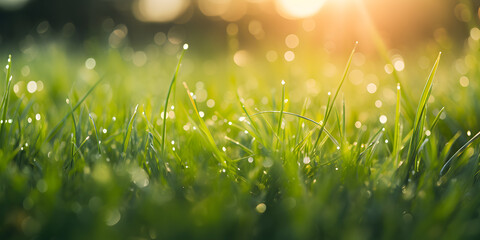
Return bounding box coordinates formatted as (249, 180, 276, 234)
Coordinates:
(123, 104, 139, 155)
(393, 83, 402, 165)
(275, 81, 286, 149)
(251, 111, 339, 147)
(440, 130, 480, 176)
(73, 136, 90, 158)
(183, 82, 229, 167)
(0, 55, 13, 146)
(161, 44, 188, 155)
(239, 104, 266, 147)
(429, 107, 445, 132)
(225, 135, 254, 155)
(46, 76, 105, 141)
(89, 113, 102, 154)
(403, 52, 441, 179)
(312, 41, 358, 150)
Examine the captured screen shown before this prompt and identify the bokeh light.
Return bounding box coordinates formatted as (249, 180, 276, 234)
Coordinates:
(133, 0, 190, 22)
(275, 0, 326, 19)
(0, 0, 29, 10)
(198, 0, 230, 17)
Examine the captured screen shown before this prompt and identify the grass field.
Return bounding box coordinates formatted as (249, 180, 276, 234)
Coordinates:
(1, 19, 480, 239)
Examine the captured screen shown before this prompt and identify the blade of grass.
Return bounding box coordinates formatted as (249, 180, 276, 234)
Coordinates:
(46, 76, 105, 141)
(73, 136, 91, 158)
(183, 82, 229, 167)
(275, 80, 286, 149)
(161, 44, 188, 156)
(225, 136, 254, 155)
(0, 55, 13, 146)
(393, 83, 402, 166)
(440, 130, 480, 176)
(342, 95, 346, 146)
(251, 111, 339, 147)
(403, 52, 441, 179)
(89, 113, 102, 154)
(312, 41, 358, 151)
(123, 104, 139, 155)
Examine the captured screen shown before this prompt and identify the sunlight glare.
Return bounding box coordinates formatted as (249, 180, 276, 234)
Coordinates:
(275, 0, 326, 19)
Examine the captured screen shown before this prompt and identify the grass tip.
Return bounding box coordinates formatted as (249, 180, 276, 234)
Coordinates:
(281, 80, 285, 85)
(183, 43, 189, 50)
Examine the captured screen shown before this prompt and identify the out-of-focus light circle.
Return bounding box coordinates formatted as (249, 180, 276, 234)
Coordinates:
(226, 23, 239, 36)
(133, 0, 190, 23)
(285, 34, 299, 49)
(284, 51, 295, 62)
(220, 0, 247, 22)
(168, 26, 186, 44)
(366, 83, 377, 94)
(198, 0, 231, 17)
(379, 115, 388, 124)
(85, 58, 96, 70)
(154, 32, 167, 45)
(266, 50, 278, 62)
(470, 28, 480, 41)
(459, 76, 469, 87)
(349, 70, 363, 85)
(393, 60, 405, 71)
(133, 51, 147, 67)
(0, 0, 29, 10)
(233, 50, 249, 67)
(275, 0, 326, 19)
(392, 55, 405, 71)
(384, 64, 394, 74)
(27, 81, 37, 93)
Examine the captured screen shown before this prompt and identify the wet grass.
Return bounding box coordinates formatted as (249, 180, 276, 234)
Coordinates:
(1, 37, 480, 240)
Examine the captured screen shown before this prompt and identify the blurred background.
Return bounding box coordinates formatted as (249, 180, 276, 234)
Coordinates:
(0, 0, 480, 131)
(0, 0, 478, 52)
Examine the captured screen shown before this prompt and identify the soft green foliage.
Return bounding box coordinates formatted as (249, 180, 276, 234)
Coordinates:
(1, 38, 480, 240)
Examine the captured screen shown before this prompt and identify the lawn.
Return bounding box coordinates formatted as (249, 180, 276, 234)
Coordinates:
(1, 1, 480, 240)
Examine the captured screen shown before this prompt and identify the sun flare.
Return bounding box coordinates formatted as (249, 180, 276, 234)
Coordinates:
(275, 0, 327, 19)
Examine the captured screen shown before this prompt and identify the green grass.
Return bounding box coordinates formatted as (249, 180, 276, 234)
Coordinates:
(1, 33, 480, 240)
